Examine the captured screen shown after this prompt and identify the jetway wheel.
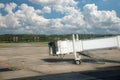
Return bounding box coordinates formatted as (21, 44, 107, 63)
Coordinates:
(75, 60, 81, 64)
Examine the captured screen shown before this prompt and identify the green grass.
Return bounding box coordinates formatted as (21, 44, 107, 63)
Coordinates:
(0, 42, 48, 48)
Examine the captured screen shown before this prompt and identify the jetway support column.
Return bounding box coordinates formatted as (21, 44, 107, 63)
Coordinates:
(72, 34, 81, 64)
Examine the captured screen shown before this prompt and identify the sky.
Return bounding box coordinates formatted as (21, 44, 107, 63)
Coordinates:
(0, 0, 120, 34)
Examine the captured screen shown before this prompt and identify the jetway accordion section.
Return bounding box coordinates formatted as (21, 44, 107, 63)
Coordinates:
(49, 36, 120, 55)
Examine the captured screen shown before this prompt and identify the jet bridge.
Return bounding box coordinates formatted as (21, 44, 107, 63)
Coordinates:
(48, 34, 120, 64)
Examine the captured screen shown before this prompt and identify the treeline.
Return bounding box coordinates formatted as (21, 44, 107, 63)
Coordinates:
(0, 34, 49, 42)
(0, 34, 118, 43)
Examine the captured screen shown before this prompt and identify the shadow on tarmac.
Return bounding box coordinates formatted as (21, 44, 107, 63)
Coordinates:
(42, 58, 120, 64)
(10, 66, 120, 80)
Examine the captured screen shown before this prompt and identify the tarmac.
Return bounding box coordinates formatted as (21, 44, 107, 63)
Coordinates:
(0, 43, 120, 80)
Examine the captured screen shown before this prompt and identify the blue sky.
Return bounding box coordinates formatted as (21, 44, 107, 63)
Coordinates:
(0, 0, 120, 34)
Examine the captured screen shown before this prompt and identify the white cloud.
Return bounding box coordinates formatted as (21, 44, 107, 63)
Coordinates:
(29, 0, 77, 14)
(0, 3, 4, 9)
(4, 2, 17, 14)
(62, 10, 85, 28)
(83, 4, 120, 32)
(42, 6, 51, 13)
(0, 14, 6, 27)
(28, 0, 87, 34)
(0, 3, 20, 29)
(0, 13, 21, 28)
(29, 0, 77, 7)
(0, 1, 120, 34)
(15, 4, 49, 28)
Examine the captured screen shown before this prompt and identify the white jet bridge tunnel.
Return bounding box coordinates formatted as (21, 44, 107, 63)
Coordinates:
(48, 34, 120, 64)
